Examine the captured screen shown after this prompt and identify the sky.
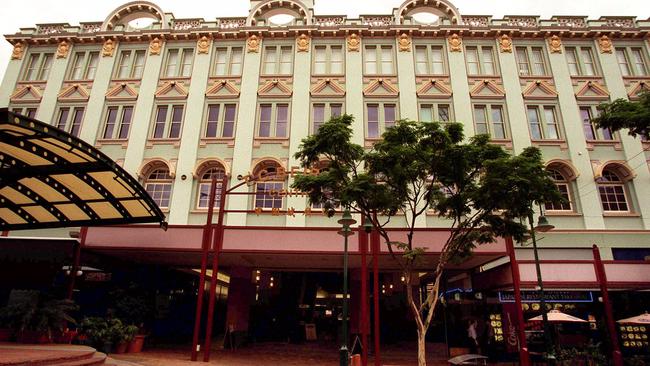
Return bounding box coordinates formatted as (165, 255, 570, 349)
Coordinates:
(1, 0, 649, 81)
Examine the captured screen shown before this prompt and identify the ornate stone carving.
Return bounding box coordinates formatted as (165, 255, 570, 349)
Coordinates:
(56, 40, 70, 59)
(38, 24, 64, 34)
(555, 17, 586, 28)
(314, 16, 345, 27)
(297, 34, 310, 52)
(506, 16, 538, 28)
(149, 37, 163, 55)
(398, 33, 411, 52)
(598, 35, 613, 54)
(347, 33, 360, 52)
(462, 16, 489, 27)
(548, 35, 562, 54)
(11, 42, 25, 60)
(219, 18, 246, 29)
(247, 35, 260, 53)
(362, 16, 393, 27)
(448, 33, 462, 52)
(172, 19, 202, 30)
(102, 39, 116, 57)
(604, 17, 635, 28)
(499, 34, 512, 53)
(197, 36, 211, 54)
(81, 23, 102, 33)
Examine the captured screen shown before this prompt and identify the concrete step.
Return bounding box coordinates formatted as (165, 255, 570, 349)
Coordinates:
(0, 344, 97, 366)
(54, 353, 107, 366)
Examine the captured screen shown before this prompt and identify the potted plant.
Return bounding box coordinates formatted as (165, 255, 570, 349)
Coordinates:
(115, 324, 138, 354)
(127, 332, 146, 353)
(7, 293, 78, 344)
(80, 317, 111, 352)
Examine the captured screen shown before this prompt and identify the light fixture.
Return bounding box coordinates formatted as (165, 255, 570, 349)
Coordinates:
(363, 220, 373, 233)
(535, 215, 555, 232)
(337, 208, 357, 226)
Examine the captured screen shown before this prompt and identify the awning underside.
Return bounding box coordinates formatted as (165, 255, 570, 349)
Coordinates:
(0, 109, 165, 230)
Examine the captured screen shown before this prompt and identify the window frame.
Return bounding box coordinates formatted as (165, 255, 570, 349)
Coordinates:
(564, 45, 600, 76)
(579, 105, 615, 141)
(162, 47, 195, 78)
(413, 44, 447, 75)
(544, 169, 574, 212)
(615, 46, 649, 77)
(311, 101, 344, 134)
(261, 44, 294, 76)
(11, 106, 38, 119)
(515, 45, 548, 76)
(464, 44, 498, 76)
(597, 169, 631, 213)
(363, 44, 396, 76)
(211, 45, 244, 76)
(21, 52, 54, 81)
(525, 104, 563, 141)
(471, 103, 509, 140)
(418, 103, 453, 123)
(114, 48, 147, 79)
(195, 165, 227, 210)
(256, 102, 291, 138)
(99, 104, 135, 141)
(144, 168, 173, 209)
(364, 101, 399, 139)
(67, 50, 100, 81)
(150, 104, 186, 140)
(203, 102, 238, 139)
(54, 105, 85, 137)
(312, 43, 345, 75)
(252, 161, 286, 209)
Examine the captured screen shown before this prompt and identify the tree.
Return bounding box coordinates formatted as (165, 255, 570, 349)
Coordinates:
(292, 115, 562, 366)
(593, 91, 650, 140)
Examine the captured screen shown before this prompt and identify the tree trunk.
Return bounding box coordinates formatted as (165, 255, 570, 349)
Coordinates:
(417, 327, 427, 366)
(405, 270, 429, 366)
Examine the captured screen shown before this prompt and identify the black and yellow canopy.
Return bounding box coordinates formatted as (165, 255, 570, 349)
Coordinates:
(0, 108, 165, 230)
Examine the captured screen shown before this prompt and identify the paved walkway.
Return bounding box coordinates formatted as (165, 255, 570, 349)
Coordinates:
(0, 343, 97, 365)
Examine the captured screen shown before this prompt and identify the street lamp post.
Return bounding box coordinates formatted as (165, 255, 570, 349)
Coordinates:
(338, 208, 357, 366)
(527, 206, 555, 362)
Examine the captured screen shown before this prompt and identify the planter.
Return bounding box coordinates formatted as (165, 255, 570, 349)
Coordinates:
(127, 334, 145, 353)
(100, 341, 113, 354)
(18, 330, 51, 344)
(115, 342, 128, 354)
(0, 328, 12, 341)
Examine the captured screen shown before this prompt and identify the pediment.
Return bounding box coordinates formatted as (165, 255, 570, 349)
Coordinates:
(310, 79, 345, 97)
(416, 79, 452, 99)
(10, 85, 42, 104)
(155, 81, 189, 100)
(627, 81, 650, 100)
(575, 81, 609, 101)
(57, 84, 90, 102)
(469, 80, 505, 99)
(257, 79, 292, 98)
(522, 80, 558, 100)
(206, 80, 241, 99)
(363, 79, 399, 97)
(105, 83, 138, 101)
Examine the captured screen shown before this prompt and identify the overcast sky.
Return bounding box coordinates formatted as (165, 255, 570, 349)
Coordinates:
(1, 0, 649, 81)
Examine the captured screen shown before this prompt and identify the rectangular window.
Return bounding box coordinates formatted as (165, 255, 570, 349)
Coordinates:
(55, 106, 85, 137)
(212, 46, 243, 76)
(364, 45, 394, 75)
(22, 53, 53, 81)
(151, 104, 184, 139)
(473, 104, 508, 139)
(526, 105, 561, 140)
(414, 45, 445, 75)
(257, 103, 290, 138)
(101, 105, 133, 140)
(69, 51, 99, 80)
(546, 183, 572, 211)
(615, 47, 648, 77)
(465, 45, 497, 75)
(515, 46, 547, 76)
(255, 182, 284, 208)
(164, 48, 194, 77)
(580, 105, 614, 141)
(366, 102, 399, 138)
(565, 46, 599, 76)
(116, 49, 146, 79)
(205, 103, 237, 138)
(419, 104, 452, 122)
(11, 107, 37, 119)
(311, 102, 343, 133)
(262, 45, 293, 75)
(312, 44, 344, 75)
(599, 185, 628, 212)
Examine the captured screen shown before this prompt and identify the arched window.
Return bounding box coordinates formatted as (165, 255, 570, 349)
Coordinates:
(144, 168, 173, 208)
(597, 169, 629, 212)
(545, 169, 573, 211)
(253, 160, 285, 209)
(196, 164, 226, 209)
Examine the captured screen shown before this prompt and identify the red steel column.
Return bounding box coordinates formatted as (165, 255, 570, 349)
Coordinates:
(371, 230, 381, 366)
(203, 175, 229, 362)
(191, 176, 219, 361)
(505, 237, 530, 366)
(592, 245, 624, 366)
(66, 227, 87, 300)
(359, 225, 369, 366)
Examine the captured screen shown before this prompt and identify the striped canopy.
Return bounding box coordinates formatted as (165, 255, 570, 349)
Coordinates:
(0, 108, 165, 230)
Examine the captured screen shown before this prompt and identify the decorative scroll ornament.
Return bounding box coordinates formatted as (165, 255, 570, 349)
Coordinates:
(11, 42, 25, 60)
(56, 40, 70, 59)
(247, 35, 260, 53)
(197, 36, 211, 54)
(448, 33, 462, 52)
(347, 33, 360, 52)
(297, 34, 310, 52)
(598, 35, 613, 54)
(102, 39, 115, 57)
(499, 34, 513, 53)
(548, 35, 563, 53)
(149, 37, 163, 55)
(398, 33, 411, 52)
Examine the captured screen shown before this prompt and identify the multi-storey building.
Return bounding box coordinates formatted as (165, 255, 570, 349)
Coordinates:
(1, 0, 650, 360)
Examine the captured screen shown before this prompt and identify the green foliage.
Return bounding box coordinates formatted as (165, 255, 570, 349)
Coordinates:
(80, 317, 135, 345)
(594, 91, 650, 140)
(109, 283, 149, 326)
(0, 291, 77, 336)
(555, 341, 607, 365)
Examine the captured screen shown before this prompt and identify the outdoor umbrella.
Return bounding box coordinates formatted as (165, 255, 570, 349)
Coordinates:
(528, 310, 587, 323)
(617, 312, 650, 325)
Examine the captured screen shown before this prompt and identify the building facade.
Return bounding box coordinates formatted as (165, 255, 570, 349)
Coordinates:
(1, 0, 650, 359)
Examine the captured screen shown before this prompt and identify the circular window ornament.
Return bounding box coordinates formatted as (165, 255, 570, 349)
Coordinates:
(268, 14, 295, 26)
(412, 11, 440, 25)
(128, 17, 156, 29)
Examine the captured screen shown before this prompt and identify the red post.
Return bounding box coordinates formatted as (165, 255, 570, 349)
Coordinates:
(191, 176, 219, 361)
(359, 225, 369, 366)
(371, 230, 381, 366)
(592, 245, 624, 366)
(66, 227, 87, 300)
(1, 231, 8, 236)
(203, 175, 229, 362)
(505, 237, 530, 366)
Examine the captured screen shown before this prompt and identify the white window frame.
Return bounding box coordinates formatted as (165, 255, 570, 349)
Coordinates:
(565, 46, 599, 76)
(597, 170, 630, 213)
(114, 49, 147, 79)
(579, 105, 614, 141)
(365, 102, 398, 138)
(11, 106, 38, 119)
(312, 44, 345, 75)
(525, 105, 562, 140)
(465, 45, 498, 76)
(545, 169, 574, 212)
(22, 52, 54, 81)
(418, 103, 452, 123)
(204, 102, 238, 138)
(262, 45, 294, 75)
(472, 104, 508, 139)
(515, 46, 548, 76)
(363, 44, 395, 75)
(54, 105, 85, 137)
(256, 103, 290, 138)
(311, 102, 344, 133)
(163, 47, 195, 78)
(100, 105, 134, 140)
(615, 47, 649, 77)
(68, 50, 99, 81)
(151, 104, 185, 139)
(144, 168, 173, 209)
(212, 46, 244, 76)
(414, 45, 446, 75)
(196, 165, 226, 209)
